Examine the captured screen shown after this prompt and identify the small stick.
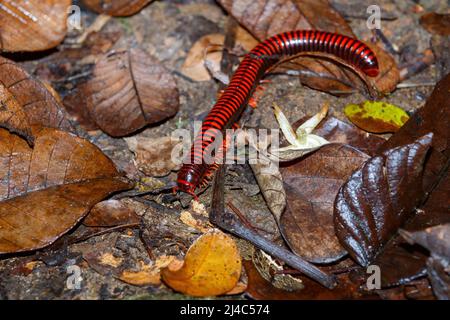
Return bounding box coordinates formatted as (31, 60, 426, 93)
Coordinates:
(210, 165, 337, 289)
(70, 222, 140, 244)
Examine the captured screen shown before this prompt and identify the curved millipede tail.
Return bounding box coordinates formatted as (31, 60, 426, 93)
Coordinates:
(177, 30, 379, 195)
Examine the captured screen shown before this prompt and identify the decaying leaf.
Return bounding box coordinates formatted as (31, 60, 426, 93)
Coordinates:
(281, 144, 369, 263)
(218, 0, 399, 95)
(82, 0, 152, 16)
(125, 135, 181, 177)
(83, 199, 140, 227)
(401, 224, 450, 261)
(161, 229, 242, 297)
(72, 48, 179, 136)
(401, 224, 450, 300)
(373, 165, 450, 287)
(0, 0, 70, 52)
(344, 101, 409, 133)
(252, 249, 304, 291)
(250, 157, 286, 222)
(0, 128, 131, 254)
(420, 13, 450, 36)
(181, 34, 225, 82)
(0, 56, 74, 139)
(119, 256, 178, 286)
(179, 210, 212, 233)
(243, 259, 372, 300)
(334, 134, 433, 266)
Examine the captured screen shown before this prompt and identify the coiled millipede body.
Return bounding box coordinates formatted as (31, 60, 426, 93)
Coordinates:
(177, 30, 379, 196)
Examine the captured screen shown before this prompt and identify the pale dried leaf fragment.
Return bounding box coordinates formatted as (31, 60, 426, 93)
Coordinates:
(271, 103, 329, 161)
(125, 135, 181, 177)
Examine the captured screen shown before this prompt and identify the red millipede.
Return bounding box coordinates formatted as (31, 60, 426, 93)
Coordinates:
(177, 30, 379, 196)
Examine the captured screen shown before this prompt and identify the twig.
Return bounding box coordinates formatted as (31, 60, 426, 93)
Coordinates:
(210, 165, 337, 289)
(70, 223, 140, 244)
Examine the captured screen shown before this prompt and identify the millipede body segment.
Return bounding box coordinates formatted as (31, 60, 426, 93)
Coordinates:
(177, 30, 379, 196)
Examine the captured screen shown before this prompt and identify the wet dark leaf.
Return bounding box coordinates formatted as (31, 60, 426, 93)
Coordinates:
(334, 134, 433, 266)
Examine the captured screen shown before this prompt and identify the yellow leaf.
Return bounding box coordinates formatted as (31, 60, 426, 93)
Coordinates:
(161, 229, 242, 297)
(344, 101, 409, 133)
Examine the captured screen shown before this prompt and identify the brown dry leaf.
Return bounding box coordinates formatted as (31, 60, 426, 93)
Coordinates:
(82, 0, 152, 17)
(181, 34, 225, 82)
(218, 0, 399, 95)
(83, 199, 140, 227)
(420, 13, 450, 36)
(73, 48, 179, 136)
(161, 229, 242, 297)
(250, 158, 285, 222)
(0, 83, 33, 144)
(119, 256, 178, 286)
(0, 128, 131, 254)
(0, 56, 74, 140)
(280, 144, 370, 263)
(125, 135, 181, 177)
(0, 0, 70, 52)
(334, 134, 433, 266)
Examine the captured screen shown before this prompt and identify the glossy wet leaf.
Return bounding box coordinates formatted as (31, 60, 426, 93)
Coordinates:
(0, 128, 131, 254)
(281, 144, 369, 263)
(334, 134, 433, 266)
(82, 0, 152, 16)
(0, 0, 70, 52)
(344, 101, 409, 133)
(161, 229, 242, 297)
